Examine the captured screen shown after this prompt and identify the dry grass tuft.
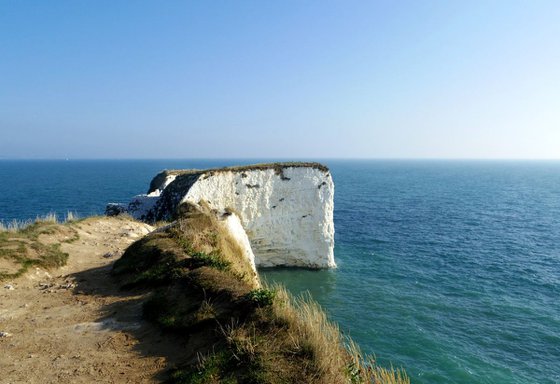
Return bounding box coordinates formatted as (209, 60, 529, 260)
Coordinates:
(65, 211, 78, 222)
(0, 219, 29, 232)
(271, 284, 410, 383)
(369, 367, 410, 384)
(271, 284, 350, 381)
(345, 340, 410, 384)
(0, 211, 82, 233)
(40, 212, 58, 223)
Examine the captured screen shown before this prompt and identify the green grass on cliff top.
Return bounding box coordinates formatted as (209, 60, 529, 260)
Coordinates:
(0, 215, 78, 281)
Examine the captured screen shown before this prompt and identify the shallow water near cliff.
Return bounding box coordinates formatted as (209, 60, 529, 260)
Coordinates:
(1, 159, 559, 384)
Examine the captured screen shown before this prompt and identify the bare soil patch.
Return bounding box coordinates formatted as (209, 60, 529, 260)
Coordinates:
(0, 258, 20, 275)
(0, 217, 188, 384)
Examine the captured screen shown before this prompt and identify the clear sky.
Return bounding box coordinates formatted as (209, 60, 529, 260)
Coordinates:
(1, 1, 559, 159)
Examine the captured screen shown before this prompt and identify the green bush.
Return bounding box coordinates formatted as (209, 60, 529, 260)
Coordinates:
(191, 251, 231, 271)
(247, 288, 276, 307)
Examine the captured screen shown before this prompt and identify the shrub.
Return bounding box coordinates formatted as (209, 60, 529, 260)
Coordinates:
(247, 288, 276, 307)
(191, 250, 231, 271)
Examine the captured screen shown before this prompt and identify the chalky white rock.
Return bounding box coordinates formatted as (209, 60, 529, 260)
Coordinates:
(110, 163, 335, 269)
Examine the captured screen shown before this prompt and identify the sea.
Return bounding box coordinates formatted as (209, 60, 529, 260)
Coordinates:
(1, 159, 558, 384)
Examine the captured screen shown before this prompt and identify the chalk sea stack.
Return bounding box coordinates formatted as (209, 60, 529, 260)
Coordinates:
(107, 162, 335, 268)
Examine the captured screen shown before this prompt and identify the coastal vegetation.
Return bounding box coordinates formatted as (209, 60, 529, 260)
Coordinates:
(0, 213, 79, 281)
(112, 203, 409, 384)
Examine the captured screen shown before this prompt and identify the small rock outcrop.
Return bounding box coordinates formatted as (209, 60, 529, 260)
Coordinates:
(108, 163, 335, 268)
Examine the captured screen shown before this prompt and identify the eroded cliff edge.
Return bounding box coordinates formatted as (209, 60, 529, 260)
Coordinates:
(108, 162, 335, 268)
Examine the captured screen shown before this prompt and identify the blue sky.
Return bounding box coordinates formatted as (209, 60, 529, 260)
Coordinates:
(1, 1, 559, 159)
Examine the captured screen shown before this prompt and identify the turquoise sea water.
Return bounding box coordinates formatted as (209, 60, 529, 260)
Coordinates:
(1, 160, 559, 384)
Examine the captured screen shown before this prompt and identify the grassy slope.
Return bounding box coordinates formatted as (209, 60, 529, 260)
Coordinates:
(0, 219, 79, 281)
(112, 204, 409, 384)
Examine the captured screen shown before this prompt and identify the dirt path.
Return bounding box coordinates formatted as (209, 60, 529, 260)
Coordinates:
(0, 217, 186, 384)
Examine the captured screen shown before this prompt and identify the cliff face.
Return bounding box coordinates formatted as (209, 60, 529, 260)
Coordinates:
(113, 163, 335, 268)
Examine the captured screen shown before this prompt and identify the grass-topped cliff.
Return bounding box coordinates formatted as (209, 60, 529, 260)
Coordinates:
(112, 203, 409, 384)
(148, 162, 330, 194)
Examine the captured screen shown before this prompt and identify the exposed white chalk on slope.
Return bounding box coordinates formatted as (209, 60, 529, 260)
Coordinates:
(124, 174, 178, 219)
(218, 212, 260, 286)
(183, 167, 335, 268)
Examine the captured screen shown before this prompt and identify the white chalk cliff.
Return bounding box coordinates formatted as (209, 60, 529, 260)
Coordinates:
(110, 163, 335, 268)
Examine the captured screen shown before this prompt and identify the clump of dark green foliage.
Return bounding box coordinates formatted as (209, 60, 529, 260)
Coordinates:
(191, 250, 231, 271)
(246, 288, 276, 307)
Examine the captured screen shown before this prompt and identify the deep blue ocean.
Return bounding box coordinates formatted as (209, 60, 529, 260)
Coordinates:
(1, 160, 559, 384)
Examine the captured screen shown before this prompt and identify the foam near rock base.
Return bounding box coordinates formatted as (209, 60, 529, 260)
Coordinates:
(108, 163, 335, 269)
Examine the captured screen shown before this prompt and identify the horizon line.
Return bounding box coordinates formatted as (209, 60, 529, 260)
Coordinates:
(1, 157, 560, 162)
